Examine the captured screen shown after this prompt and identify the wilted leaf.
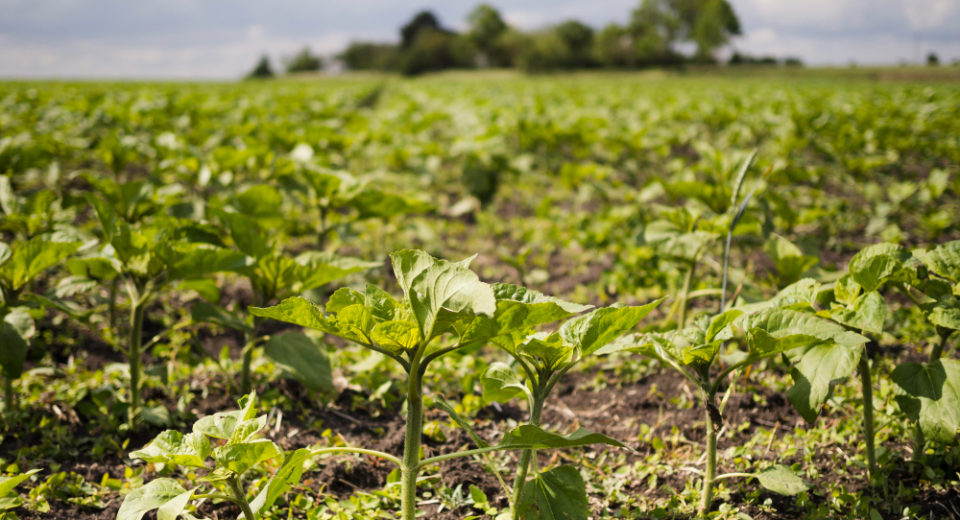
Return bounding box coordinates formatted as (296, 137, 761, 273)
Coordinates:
(754, 465, 810, 495)
(117, 479, 190, 520)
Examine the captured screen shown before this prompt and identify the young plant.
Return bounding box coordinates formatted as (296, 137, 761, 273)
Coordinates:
(250, 249, 620, 520)
(479, 301, 659, 519)
(206, 203, 378, 393)
(83, 191, 249, 426)
(0, 236, 79, 411)
(629, 307, 862, 515)
(0, 468, 40, 520)
(119, 392, 319, 520)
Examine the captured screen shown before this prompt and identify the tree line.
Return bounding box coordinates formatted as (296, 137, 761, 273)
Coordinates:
(248, 0, 802, 78)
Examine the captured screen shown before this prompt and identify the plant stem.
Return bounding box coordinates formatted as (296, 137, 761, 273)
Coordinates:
(720, 230, 734, 313)
(128, 298, 145, 428)
(511, 395, 544, 519)
(678, 260, 697, 329)
(227, 474, 257, 520)
(699, 390, 717, 517)
(401, 363, 424, 520)
(858, 356, 876, 482)
(3, 375, 13, 412)
(108, 277, 118, 337)
(240, 337, 255, 395)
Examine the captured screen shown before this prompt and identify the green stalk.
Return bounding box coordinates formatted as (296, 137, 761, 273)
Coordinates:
(3, 375, 13, 412)
(401, 359, 424, 520)
(109, 277, 118, 338)
(240, 336, 255, 395)
(858, 357, 877, 481)
(511, 394, 544, 519)
(699, 389, 717, 517)
(678, 260, 697, 329)
(227, 474, 257, 520)
(128, 297, 146, 428)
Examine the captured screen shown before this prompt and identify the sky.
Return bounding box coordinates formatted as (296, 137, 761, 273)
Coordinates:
(1, 0, 959, 79)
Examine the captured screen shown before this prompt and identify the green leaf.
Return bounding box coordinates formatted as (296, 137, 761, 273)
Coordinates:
(157, 242, 250, 281)
(220, 210, 271, 259)
(191, 302, 251, 333)
(491, 283, 592, 330)
(560, 301, 660, 357)
(117, 479, 189, 520)
(293, 252, 380, 292)
(913, 240, 960, 283)
(481, 362, 530, 404)
(516, 466, 588, 520)
(0, 237, 79, 291)
(745, 328, 823, 359)
(498, 425, 625, 450)
(830, 290, 887, 335)
(891, 359, 960, 443)
(754, 465, 810, 495)
(705, 309, 743, 343)
(848, 243, 911, 292)
(0, 470, 40, 498)
(193, 393, 260, 440)
(214, 439, 282, 475)
(350, 188, 432, 220)
(248, 448, 313, 517)
(924, 295, 960, 330)
(787, 342, 864, 423)
(264, 331, 333, 393)
(743, 308, 867, 349)
(249, 297, 338, 335)
(326, 287, 364, 314)
(370, 320, 421, 353)
(157, 488, 193, 520)
(129, 430, 211, 468)
(392, 249, 496, 340)
(235, 184, 283, 218)
(0, 320, 29, 380)
(765, 234, 818, 286)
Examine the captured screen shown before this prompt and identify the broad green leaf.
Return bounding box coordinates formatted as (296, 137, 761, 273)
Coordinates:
(913, 241, 960, 283)
(481, 362, 530, 404)
(516, 465, 588, 520)
(364, 283, 404, 322)
(754, 465, 810, 495)
(117, 478, 189, 520)
(130, 430, 211, 468)
(491, 283, 592, 329)
(264, 331, 333, 393)
(178, 278, 220, 303)
(0, 242, 10, 267)
(235, 184, 283, 218)
(336, 304, 374, 343)
(891, 359, 960, 443)
(193, 393, 260, 440)
(398, 250, 496, 340)
(250, 297, 338, 335)
(0, 237, 79, 291)
(350, 188, 432, 220)
(498, 425, 625, 450)
(0, 469, 39, 497)
(924, 295, 960, 330)
(390, 249, 436, 297)
(735, 279, 824, 314)
(325, 287, 364, 314)
(834, 275, 862, 306)
(248, 448, 313, 517)
(517, 333, 570, 371)
(157, 242, 250, 281)
(214, 439, 281, 475)
(743, 308, 867, 349)
(560, 301, 660, 357)
(220, 210, 271, 259)
(745, 329, 823, 359)
(157, 488, 193, 520)
(848, 243, 911, 292)
(190, 302, 251, 333)
(787, 342, 863, 423)
(765, 234, 818, 286)
(0, 320, 29, 380)
(370, 320, 421, 353)
(294, 252, 380, 292)
(830, 290, 886, 335)
(705, 309, 743, 343)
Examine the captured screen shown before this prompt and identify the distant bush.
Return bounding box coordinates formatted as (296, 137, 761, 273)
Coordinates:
(246, 55, 274, 79)
(285, 47, 323, 73)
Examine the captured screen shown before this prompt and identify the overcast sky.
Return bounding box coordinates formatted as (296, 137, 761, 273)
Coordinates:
(1, 0, 959, 79)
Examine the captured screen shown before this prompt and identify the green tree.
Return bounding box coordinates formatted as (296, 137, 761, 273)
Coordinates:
(555, 20, 596, 68)
(467, 4, 509, 67)
(595, 23, 635, 68)
(246, 55, 274, 79)
(285, 46, 323, 73)
(338, 42, 399, 71)
(400, 11, 445, 49)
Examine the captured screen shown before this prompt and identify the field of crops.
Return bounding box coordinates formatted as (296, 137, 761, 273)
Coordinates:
(1, 72, 959, 520)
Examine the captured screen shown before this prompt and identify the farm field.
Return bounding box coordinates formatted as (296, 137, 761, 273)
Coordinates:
(1, 71, 959, 520)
